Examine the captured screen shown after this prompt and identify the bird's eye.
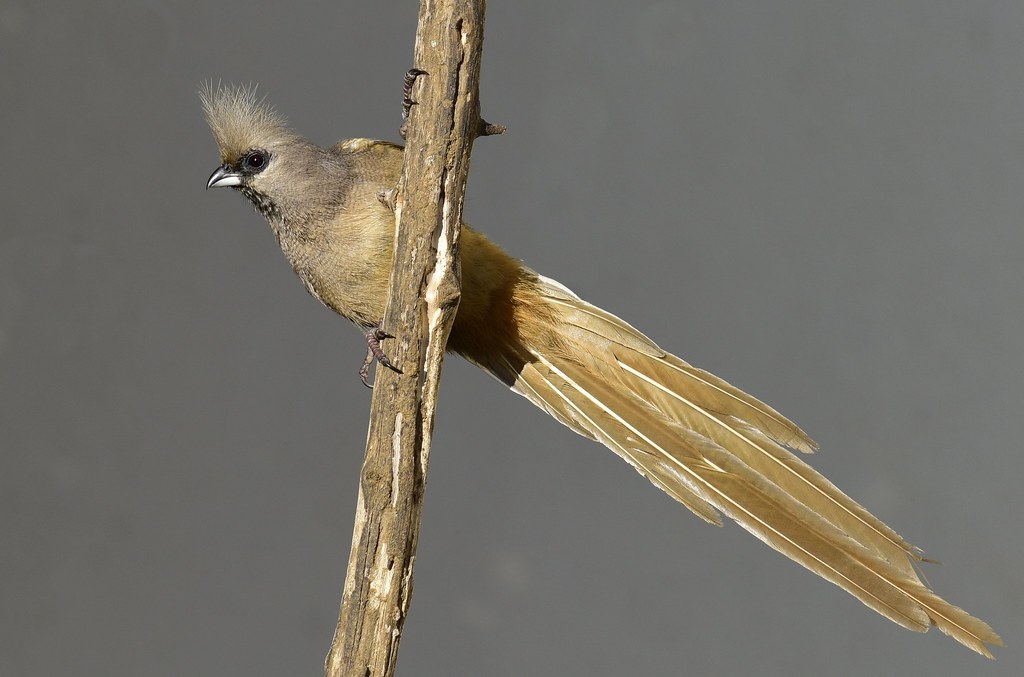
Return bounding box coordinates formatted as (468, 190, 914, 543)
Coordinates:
(243, 150, 268, 172)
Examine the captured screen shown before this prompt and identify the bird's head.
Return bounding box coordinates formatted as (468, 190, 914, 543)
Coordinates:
(200, 84, 319, 222)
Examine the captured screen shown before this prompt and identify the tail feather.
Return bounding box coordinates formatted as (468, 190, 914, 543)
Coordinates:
(538, 278, 817, 452)
(483, 273, 1002, 657)
(615, 347, 922, 578)
(510, 355, 724, 525)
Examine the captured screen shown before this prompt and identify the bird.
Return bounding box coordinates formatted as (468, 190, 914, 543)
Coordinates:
(201, 84, 1001, 657)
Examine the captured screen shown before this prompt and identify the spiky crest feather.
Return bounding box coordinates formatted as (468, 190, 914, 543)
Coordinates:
(199, 83, 297, 164)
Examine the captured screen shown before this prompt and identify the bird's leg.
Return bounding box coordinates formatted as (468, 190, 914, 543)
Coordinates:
(399, 68, 427, 140)
(360, 327, 402, 388)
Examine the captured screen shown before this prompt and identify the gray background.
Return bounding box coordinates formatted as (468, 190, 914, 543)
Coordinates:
(2, 1, 1021, 675)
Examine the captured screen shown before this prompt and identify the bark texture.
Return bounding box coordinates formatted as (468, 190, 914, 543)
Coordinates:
(325, 2, 489, 676)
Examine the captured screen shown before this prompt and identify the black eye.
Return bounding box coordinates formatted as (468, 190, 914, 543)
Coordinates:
(243, 150, 268, 172)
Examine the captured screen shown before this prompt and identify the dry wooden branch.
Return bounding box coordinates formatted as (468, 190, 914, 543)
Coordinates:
(324, 2, 490, 676)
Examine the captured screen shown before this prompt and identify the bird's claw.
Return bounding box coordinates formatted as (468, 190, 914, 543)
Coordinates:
(360, 327, 402, 388)
(400, 68, 427, 140)
(377, 188, 398, 212)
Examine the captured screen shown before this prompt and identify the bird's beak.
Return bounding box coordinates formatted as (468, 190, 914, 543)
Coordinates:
(206, 164, 243, 189)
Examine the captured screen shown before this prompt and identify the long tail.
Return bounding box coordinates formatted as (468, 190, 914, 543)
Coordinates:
(471, 271, 1001, 657)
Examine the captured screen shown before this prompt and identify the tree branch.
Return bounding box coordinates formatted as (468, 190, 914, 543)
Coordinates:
(325, 2, 490, 676)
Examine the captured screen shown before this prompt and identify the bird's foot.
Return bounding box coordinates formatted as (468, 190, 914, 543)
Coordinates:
(360, 327, 402, 388)
(399, 68, 428, 140)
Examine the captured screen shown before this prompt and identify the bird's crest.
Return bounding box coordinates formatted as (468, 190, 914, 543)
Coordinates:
(199, 83, 295, 163)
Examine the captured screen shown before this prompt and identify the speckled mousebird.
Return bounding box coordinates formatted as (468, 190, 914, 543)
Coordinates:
(201, 84, 1001, 657)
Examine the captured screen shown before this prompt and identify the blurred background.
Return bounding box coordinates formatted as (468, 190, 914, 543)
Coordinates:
(2, 1, 1021, 675)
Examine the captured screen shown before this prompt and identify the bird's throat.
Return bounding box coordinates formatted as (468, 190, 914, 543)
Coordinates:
(239, 185, 281, 222)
